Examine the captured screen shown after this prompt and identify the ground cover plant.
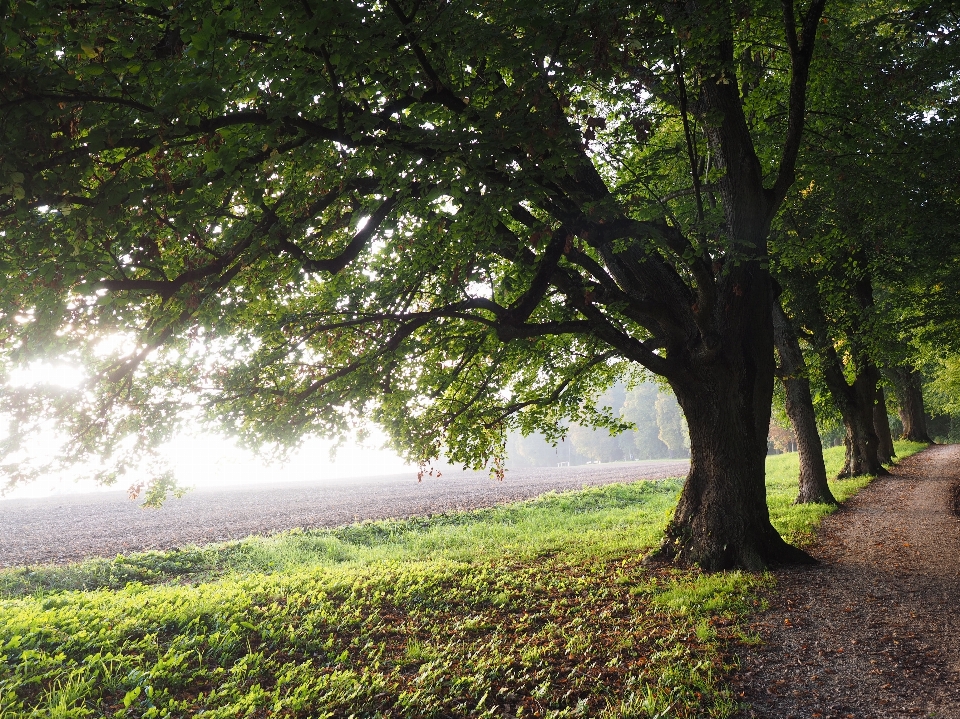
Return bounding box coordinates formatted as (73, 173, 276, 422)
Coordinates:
(0, 442, 924, 718)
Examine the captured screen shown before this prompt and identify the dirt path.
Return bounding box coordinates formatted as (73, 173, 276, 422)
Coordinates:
(734, 444, 960, 719)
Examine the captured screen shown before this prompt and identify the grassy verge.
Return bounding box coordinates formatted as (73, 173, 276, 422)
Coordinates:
(0, 441, 928, 718)
(767, 440, 927, 546)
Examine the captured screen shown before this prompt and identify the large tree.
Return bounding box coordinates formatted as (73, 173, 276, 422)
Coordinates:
(772, 300, 835, 503)
(1, 0, 830, 568)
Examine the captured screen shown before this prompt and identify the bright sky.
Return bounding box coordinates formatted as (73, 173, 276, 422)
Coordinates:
(2, 361, 416, 500)
(2, 430, 415, 500)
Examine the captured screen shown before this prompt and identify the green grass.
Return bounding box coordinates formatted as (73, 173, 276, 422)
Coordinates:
(0, 480, 686, 598)
(0, 441, 929, 718)
(767, 440, 927, 546)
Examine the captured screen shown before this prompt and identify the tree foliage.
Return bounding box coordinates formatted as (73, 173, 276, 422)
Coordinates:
(1, 0, 818, 486)
(769, 1, 959, 472)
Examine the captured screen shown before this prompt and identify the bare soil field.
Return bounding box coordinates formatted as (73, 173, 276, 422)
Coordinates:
(0, 460, 688, 567)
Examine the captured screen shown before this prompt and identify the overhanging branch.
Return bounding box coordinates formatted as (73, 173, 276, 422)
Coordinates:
(295, 195, 399, 275)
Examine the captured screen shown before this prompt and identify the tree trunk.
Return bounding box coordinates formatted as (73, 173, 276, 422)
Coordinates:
(771, 303, 836, 505)
(840, 365, 889, 477)
(785, 268, 889, 480)
(816, 342, 888, 478)
(887, 366, 933, 443)
(656, 369, 814, 570)
(873, 384, 896, 465)
(647, 266, 815, 570)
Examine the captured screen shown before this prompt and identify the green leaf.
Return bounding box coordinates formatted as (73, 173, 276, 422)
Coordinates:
(123, 686, 142, 707)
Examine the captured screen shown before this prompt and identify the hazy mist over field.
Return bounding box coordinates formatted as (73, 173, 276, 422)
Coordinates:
(1, 430, 413, 500)
(3, 365, 687, 501)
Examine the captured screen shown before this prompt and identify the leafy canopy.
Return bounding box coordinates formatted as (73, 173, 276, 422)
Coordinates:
(1, 0, 839, 489)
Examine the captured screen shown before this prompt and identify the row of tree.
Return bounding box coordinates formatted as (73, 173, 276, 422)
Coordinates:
(764, 3, 959, 504)
(1, 0, 958, 568)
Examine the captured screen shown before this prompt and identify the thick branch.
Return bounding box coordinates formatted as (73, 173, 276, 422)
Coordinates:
(674, 46, 705, 223)
(291, 300, 586, 403)
(297, 195, 399, 275)
(508, 228, 570, 321)
(96, 231, 256, 297)
(5, 92, 157, 114)
(385, 0, 468, 113)
(768, 0, 828, 208)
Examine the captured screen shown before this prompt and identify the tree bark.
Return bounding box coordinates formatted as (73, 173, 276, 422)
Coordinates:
(658, 368, 814, 569)
(886, 366, 933, 443)
(822, 357, 889, 478)
(874, 384, 896, 465)
(772, 302, 836, 505)
(647, 263, 815, 570)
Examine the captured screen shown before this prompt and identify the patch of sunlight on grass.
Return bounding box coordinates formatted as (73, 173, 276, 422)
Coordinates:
(650, 570, 766, 618)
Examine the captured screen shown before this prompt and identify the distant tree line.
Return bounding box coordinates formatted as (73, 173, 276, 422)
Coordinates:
(506, 381, 688, 467)
(527, 350, 960, 470)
